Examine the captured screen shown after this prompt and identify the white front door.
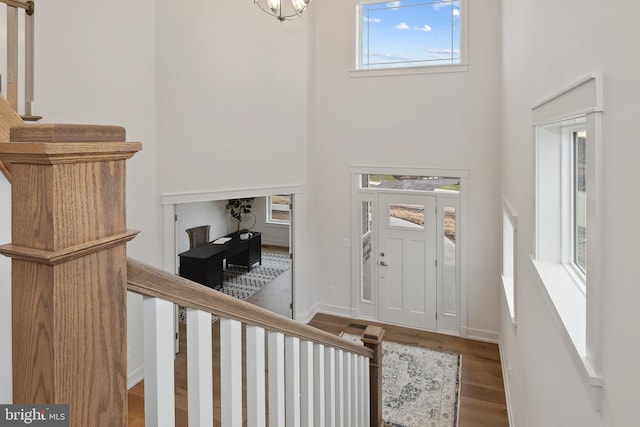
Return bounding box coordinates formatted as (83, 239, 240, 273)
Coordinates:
(377, 193, 437, 330)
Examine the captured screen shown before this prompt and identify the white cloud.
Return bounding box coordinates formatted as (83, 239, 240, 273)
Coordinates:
(395, 22, 410, 30)
(386, 1, 401, 8)
(416, 24, 432, 32)
(432, 1, 451, 10)
(363, 16, 382, 23)
(432, 1, 460, 12)
(426, 48, 459, 54)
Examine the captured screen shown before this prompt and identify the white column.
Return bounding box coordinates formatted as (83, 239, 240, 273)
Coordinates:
(246, 326, 266, 427)
(220, 319, 242, 427)
(362, 355, 370, 427)
(285, 336, 301, 427)
(186, 309, 213, 427)
(313, 343, 326, 427)
(350, 353, 359, 427)
(324, 346, 336, 427)
(300, 340, 314, 425)
(335, 349, 345, 427)
(268, 331, 285, 426)
(143, 297, 176, 427)
(343, 351, 352, 427)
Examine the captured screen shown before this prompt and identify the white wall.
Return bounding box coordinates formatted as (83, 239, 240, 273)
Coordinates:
(155, 0, 309, 195)
(308, 0, 502, 334)
(252, 196, 291, 247)
(175, 200, 228, 255)
(29, 0, 158, 390)
(500, 0, 640, 425)
(154, 0, 313, 316)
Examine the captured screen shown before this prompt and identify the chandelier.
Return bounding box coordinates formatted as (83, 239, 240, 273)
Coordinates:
(254, 0, 312, 21)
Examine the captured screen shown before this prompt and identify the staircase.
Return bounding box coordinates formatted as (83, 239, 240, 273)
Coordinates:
(0, 0, 40, 183)
(0, 111, 385, 426)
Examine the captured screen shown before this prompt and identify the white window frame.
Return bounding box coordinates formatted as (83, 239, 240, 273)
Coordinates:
(266, 194, 291, 225)
(350, 0, 469, 78)
(532, 73, 603, 409)
(501, 199, 516, 326)
(569, 127, 587, 277)
(562, 124, 588, 287)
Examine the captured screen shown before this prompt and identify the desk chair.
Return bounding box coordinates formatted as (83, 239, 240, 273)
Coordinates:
(186, 225, 210, 249)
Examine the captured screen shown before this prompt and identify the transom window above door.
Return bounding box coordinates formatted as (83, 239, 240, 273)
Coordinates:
(360, 174, 460, 192)
(353, 0, 468, 76)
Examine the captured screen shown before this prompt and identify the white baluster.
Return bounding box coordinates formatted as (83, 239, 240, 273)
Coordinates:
(285, 336, 301, 427)
(343, 351, 352, 427)
(313, 343, 326, 427)
(220, 319, 242, 427)
(335, 349, 345, 427)
(350, 353, 359, 427)
(187, 309, 213, 427)
(143, 296, 176, 427)
(324, 346, 336, 427)
(300, 340, 314, 425)
(362, 355, 370, 427)
(246, 326, 266, 427)
(268, 331, 285, 426)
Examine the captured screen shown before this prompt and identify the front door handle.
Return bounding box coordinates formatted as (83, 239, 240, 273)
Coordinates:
(379, 261, 389, 267)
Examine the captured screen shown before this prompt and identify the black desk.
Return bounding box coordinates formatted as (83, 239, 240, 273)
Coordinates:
(178, 231, 262, 289)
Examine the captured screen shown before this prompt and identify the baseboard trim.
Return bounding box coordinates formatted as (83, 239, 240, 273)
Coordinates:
(262, 238, 290, 248)
(314, 303, 356, 319)
(128, 365, 144, 390)
(295, 303, 319, 324)
(498, 335, 515, 427)
(462, 326, 500, 344)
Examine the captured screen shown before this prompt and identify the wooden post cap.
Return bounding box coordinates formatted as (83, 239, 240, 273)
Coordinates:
(10, 123, 126, 142)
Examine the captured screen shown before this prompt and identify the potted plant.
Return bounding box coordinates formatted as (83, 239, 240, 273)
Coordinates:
(226, 198, 255, 233)
(238, 228, 252, 240)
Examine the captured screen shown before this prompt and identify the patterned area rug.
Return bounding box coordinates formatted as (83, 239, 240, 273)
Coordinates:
(179, 251, 290, 322)
(342, 333, 462, 427)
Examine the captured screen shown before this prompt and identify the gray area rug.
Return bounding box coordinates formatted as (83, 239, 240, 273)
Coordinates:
(179, 251, 290, 322)
(342, 333, 461, 427)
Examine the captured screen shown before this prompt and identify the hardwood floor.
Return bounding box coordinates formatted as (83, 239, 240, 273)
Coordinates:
(128, 246, 509, 426)
(307, 313, 509, 427)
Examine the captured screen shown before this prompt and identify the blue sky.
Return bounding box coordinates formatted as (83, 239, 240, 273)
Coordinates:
(361, 0, 460, 67)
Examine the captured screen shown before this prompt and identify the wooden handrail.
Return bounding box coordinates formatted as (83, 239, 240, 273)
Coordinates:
(1, 0, 34, 15)
(0, 93, 24, 182)
(127, 257, 374, 359)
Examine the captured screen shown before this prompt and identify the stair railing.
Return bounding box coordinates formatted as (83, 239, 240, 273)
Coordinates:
(0, 118, 385, 426)
(129, 257, 384, 427)
(0, 0, 39, 182)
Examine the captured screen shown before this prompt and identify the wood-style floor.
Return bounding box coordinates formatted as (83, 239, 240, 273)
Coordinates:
(308, 314, 509, 427)
(128, 246, 509, 426)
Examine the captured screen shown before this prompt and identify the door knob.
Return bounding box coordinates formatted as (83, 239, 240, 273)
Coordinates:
(379, 261, 389, 267)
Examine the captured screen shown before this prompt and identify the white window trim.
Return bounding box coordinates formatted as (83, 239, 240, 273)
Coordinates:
(266, 195, 291, 226)
(532, 73, 603, 409)
(501, 198, 517, 327)
(350, 0, 469, 78)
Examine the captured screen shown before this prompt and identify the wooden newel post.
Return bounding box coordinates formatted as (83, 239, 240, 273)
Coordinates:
(0, 124, 141, 427)
(362, 325, 385, 427)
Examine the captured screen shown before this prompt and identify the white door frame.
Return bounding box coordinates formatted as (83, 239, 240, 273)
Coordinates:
(161, 185, 303, 318)
(350, 166, 469, 337)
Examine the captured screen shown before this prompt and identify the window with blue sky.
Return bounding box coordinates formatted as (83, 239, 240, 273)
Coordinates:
(359, 0, 461, 69)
